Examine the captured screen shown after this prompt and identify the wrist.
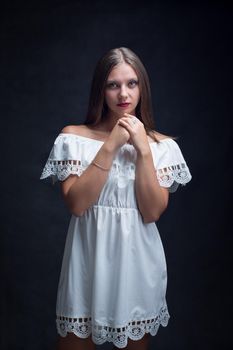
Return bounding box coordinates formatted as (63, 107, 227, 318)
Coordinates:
(104, 137, 119, 154)
(136, 145, 151, 158)
(93, 142, 116, 171)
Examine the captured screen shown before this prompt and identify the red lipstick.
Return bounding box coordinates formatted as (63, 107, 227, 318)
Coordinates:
(117, 103, 130, 108)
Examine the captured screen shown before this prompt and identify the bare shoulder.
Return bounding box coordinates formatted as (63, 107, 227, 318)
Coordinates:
(148, 131, 172, 142)
(61, 124, 110, 141)
(61, 124, 90, 136)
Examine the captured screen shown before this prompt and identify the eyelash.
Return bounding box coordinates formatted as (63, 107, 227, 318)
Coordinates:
(106, 80, 138, 89)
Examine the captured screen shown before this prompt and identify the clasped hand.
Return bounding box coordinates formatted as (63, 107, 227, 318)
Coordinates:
(118, 113, 149, 153)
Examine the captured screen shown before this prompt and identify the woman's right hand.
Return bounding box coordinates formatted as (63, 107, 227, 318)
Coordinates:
(105, 120, 130, 150)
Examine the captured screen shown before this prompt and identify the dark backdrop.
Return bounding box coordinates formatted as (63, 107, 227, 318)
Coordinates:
(1, 1, 232, 349)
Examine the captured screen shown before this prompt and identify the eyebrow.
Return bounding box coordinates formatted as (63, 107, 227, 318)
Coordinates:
(106, 78, 138, 83)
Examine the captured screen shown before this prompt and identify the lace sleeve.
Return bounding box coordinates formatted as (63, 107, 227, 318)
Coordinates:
(156, 162, 191, 193)
(151, 139, 192, 193)
(40, 133, 85, 183)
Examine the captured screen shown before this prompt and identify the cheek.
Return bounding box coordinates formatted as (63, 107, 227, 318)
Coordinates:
(105, 91, 115, 106)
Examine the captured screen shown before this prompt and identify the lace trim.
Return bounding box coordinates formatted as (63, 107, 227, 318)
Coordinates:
(56, 306, 170, 348)
(40, 159, 136, 182)
(157, 162, 191, 187)
(40, 160, 83, 181)
(40, 159, 191, 189)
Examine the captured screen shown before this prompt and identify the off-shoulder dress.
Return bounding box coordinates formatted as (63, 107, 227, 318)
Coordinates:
(40, 133, 192, 349)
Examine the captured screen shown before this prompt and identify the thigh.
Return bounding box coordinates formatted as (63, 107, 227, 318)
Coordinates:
(56, 333, 96, 350)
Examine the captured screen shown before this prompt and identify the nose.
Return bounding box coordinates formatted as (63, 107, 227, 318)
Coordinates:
(119, 84, 128, 100)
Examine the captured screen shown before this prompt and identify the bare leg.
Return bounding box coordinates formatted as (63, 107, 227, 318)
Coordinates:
(113, 333, 151, 350)
(56, 333, 96, 350)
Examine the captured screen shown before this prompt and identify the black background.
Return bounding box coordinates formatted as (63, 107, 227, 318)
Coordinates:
(1, 1, 232, 349)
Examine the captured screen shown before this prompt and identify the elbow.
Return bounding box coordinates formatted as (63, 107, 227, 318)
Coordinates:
(64, 196, 87, 217)
(69, 204, 86, 217)
(143, 214, 160, 224)
(142, 204, 168, 224)
(72, 210, 85, 217)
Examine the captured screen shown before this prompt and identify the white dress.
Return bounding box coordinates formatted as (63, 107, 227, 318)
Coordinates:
(40, 133, 192, 349)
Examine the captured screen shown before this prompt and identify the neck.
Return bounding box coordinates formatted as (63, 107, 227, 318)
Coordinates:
(90, 110, 130, 133)
(96, 112, 122, 132)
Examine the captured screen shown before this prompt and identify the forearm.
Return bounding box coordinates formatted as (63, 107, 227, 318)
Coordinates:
(135, 149, 168, 223)
(63, 141, 117, 215)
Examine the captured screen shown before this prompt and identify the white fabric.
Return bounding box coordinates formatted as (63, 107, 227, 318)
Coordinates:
(40, 133, 192, 348)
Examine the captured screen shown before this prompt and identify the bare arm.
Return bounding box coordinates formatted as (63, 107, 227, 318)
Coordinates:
(135, 147, 169, 223)
(118, 114, 169, 223)
(60, 123, 129, 216)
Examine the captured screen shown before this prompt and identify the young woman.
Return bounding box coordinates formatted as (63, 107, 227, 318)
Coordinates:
(40, 47, 192, 350)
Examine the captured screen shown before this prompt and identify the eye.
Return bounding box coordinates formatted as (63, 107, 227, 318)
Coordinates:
(106, 82, 118, 89)
(128, 80, 138, 88)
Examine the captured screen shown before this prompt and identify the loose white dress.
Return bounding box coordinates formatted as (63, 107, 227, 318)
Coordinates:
(40, 133, 192, 348)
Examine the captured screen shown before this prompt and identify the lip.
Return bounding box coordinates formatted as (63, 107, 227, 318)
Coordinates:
(117, 103, 130, 107)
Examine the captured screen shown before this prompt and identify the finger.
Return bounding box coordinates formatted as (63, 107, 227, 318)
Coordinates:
(118, 117, 132, 124)
(122, 114, 140, 125)
(120, 116, 138, 124)
(122, 117, 140, 129)
(124, 113, 135, 118)
(118, 119, 134, 133)
(119, 118, 136, 129)
(119, 117, 132, 123)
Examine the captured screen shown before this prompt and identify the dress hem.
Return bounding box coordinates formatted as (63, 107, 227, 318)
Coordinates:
(56, 306, 170, 349)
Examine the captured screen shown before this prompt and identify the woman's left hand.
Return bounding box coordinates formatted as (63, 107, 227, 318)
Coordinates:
(118, 113, 150, 154)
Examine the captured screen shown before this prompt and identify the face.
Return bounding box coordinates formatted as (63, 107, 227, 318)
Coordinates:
(104, 62, 140, 118)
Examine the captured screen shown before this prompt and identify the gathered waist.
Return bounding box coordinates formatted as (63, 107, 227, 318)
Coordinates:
(91, 204, 139, 212)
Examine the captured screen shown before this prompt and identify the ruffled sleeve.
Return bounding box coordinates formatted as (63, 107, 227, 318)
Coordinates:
(150, 138, 192, 193)
(40, 133, 86, 183)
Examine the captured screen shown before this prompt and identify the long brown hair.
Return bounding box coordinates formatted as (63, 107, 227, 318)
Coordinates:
(84, 47, 170, 142)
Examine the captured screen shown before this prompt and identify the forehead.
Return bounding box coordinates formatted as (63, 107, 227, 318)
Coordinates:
(107, 62, 137, 80)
